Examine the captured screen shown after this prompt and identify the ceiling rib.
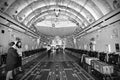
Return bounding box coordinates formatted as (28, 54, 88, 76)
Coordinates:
(27, 9, 83, 28)
(15, 0, 95, 23)
(91, 0, 113, 15)
(79, 0, 88, 13)
(22, 6, 89, 25)
(1, 0, 113, 37)
(0, 11, 39, 38)
(25, 5, 89, 26)
(4, 0, 111, 26)
(70, 0, 104, 19)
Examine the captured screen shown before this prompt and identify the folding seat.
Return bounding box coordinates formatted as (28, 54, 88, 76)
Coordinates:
(99, 52, 107, 62)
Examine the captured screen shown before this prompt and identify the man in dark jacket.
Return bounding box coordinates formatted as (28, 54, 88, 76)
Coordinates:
(6, 42, 19, 80)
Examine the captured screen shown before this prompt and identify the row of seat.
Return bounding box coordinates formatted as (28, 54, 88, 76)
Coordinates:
(0, 48, 46, 67)
(23, 48, 46, 57)
(65, 48, 119, 65)
(66, 48, 120, 80)
(0, 53, 7, 66)
(65, 48, 120, 80)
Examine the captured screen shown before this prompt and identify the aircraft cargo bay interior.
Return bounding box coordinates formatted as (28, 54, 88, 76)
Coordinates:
(0, 0, 120, 80)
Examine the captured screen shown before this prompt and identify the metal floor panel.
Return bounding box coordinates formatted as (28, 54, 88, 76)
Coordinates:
(15, 53, 95, 80)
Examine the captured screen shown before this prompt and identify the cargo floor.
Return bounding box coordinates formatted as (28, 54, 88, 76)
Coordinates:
(15, 53, 95, 80)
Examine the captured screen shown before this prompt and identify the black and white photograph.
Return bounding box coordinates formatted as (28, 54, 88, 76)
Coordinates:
(0, 0, 120, 80)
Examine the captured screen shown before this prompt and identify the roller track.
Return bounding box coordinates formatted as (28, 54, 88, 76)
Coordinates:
(16, 53, 95, 80)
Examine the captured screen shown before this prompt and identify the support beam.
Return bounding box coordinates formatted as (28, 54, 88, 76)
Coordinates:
(75, 8, 120, 38)
(0, 11, 39, 38)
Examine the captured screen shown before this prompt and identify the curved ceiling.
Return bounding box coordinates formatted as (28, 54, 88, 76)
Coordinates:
(0, 0, 115, 37)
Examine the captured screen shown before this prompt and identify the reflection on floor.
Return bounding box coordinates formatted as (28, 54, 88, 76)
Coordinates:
(15, 53, 95, 80)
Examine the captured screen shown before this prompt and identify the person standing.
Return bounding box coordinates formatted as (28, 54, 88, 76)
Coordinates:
(15, 37, 23, 72)
(6, 42, 19, 80)
(15, 41, 23, 72)
(47, 45, 51, 58)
